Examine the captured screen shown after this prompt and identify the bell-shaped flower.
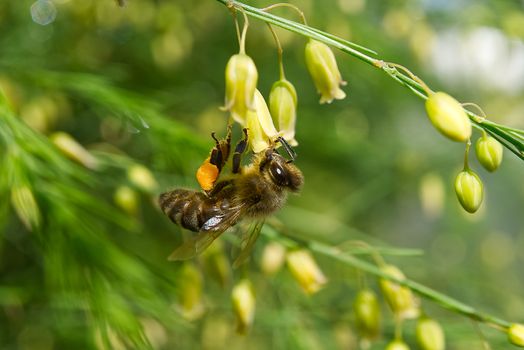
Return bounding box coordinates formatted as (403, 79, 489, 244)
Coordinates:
(425, 92, 471, 142)
(269, 79, 298, 146)
(260, 242, 286, 276)
(127, 164, 158, 193)
(379, 265, 420, 320)
(286, 249, 327, 295)
(354, 289, 381, 341)
(246, 89, 279, 153)
(305, 39, 346, 104)
(51, 132, 99, 169)
(223, 53, 258, 124)
(113, 185, 139, 216)
(455, 169, 483, 213)
(177, 263, 205, 320)
(231, 279, 256, 334)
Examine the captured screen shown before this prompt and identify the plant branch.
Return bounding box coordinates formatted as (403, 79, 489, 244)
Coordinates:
(217, 0, 524, 161)
(262, 225, 512, 331)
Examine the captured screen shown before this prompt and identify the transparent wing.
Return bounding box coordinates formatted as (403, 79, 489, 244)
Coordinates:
(168, 207, 244, 261)
(232, 220, 265, 269)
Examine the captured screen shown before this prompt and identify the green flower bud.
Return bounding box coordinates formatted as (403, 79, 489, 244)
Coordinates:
(260, 242, 286, 276)
(201, 240, 231, 288)
(127, 164, 158, 193)
(353, 289, 381, 340)
(11, 185, 41, 231)
(425, 92, 471, 142)
(178, 263, 205, 320)
(231, 279, 256, 334)
(379, 265, 420, 320)
(286, 249, 327, 295)
(305, 39, 346, 104)
(454, 170, 483, 213)
(269, 79, 298, 146)
(386, 340, 410, 350)
(476, 134, 503, 172)
(508, 324, 524, 347)
(113, 185, 139, 216)
(223, 53, 258, 125)
(246, 89, 279, 153)
(51, 132, 99, 169)
(416, 317, 445, 350)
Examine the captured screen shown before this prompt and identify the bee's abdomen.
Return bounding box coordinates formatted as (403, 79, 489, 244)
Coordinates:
(159, 189, 211, 232)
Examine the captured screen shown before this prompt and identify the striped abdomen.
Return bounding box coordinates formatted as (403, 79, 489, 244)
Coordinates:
(159, 189, 220, 232)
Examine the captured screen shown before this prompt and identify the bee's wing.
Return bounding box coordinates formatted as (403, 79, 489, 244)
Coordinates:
(168, 205, 245, 261)
(232, 220, 265, 269)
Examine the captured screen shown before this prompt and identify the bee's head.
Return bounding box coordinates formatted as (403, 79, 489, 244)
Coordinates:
(260, 148, 304, 192)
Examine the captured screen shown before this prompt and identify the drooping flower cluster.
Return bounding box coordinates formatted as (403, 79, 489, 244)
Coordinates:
(221, 18, 346, 153)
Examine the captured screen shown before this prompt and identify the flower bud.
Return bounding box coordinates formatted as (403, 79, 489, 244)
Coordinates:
(286, 249, 327, 295)
(201, 240, 231, 288)
(305, 39, 346, 104)
(269, 79, 298, 146)
(425, 92, 471, 142)
(454, 170, 483, 213)
(223, 53, 258, 124)
(416, 317, 445, 350)
(260, 242, 286, 276)
(178, 263, 205, 320)
(379, 265, 419, 320)
(475, 134, 503, 172)
(51, 132, 99, 169)
(127, 164, 158, 193)
(114, 185, 139, 216)
(353, 289, 381, 340)
(246, 89, 279, 153)
(231, 279, 256, 334)
(509, 324, 524, 347)
(11, 185, 41, 231)
(386, 340, 410, 350)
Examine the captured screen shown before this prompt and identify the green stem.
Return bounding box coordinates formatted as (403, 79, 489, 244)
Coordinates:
(216, 0, 524, 162)
(262, 226, 512, 331)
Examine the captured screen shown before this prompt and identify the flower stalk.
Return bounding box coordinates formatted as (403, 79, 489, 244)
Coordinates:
(216, 0, 524, 161)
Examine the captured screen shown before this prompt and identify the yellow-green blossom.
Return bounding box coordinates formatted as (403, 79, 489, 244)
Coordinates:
(354, 289, 381, 340)
(231, 279, 256, 334)
(223, 53, 258, 124)
(269, 79, 298, 146)
(246, 89, 279, 153)
(286, 249, 327, 294)
(379, 265, 420, 320)
(305, 39, 346, 104)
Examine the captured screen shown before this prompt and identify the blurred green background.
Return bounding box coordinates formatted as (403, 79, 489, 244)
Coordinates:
(0, 0, 523, 349)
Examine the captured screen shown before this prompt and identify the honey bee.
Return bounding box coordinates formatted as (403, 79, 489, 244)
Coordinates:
(159, 128, 303, 265)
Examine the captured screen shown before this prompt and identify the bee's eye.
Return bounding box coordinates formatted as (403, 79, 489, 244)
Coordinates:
(270, 162, 288, 186)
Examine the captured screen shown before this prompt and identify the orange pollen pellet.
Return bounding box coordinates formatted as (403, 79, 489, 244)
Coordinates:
(196, 157, 219, 191)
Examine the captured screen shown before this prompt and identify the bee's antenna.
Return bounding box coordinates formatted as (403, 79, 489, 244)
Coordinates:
(276, 136, 296, 162)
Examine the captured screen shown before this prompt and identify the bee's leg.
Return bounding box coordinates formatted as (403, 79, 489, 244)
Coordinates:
(209, 132, 224, 172)
(232, 128, 249, 174)
(207, 179, 234, 196)
(210, 125, 233, 172)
